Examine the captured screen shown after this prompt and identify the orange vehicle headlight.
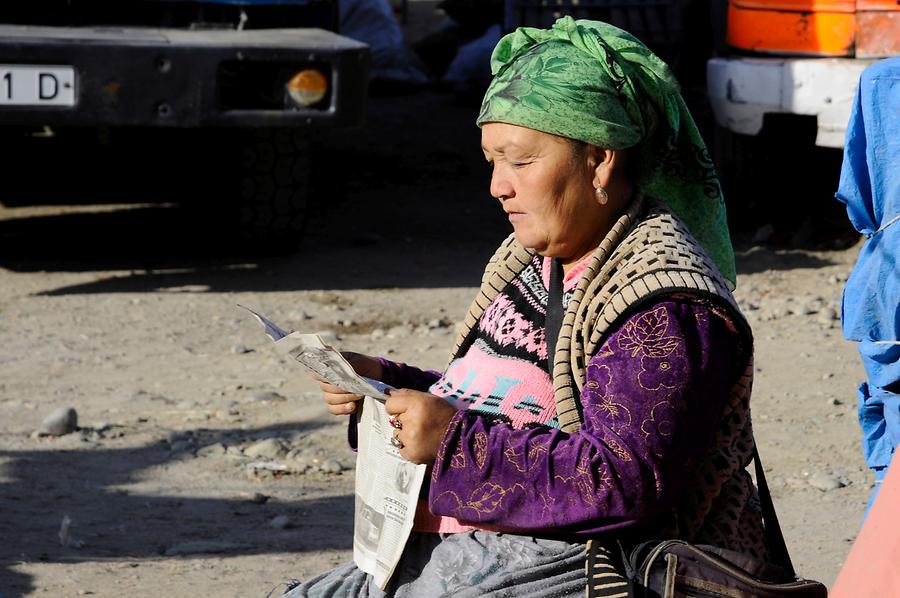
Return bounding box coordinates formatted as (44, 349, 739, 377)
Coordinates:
(286, 69, 328, 107)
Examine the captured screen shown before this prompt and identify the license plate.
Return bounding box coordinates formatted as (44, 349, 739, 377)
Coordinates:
(0, 65, 75, 106)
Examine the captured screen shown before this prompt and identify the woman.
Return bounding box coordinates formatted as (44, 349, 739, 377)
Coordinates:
(284, 17, 766, 598)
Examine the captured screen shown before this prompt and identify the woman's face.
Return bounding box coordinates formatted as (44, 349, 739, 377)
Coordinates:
(481, 122, 608, 265)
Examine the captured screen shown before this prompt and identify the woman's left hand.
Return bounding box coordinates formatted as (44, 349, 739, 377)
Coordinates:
(385, 389, 457, 465)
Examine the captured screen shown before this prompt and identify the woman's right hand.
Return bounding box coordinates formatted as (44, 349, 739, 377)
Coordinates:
(314, 352, 384, 416)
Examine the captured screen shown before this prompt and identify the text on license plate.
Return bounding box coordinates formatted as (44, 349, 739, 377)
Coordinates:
(0, 65, 75, 106)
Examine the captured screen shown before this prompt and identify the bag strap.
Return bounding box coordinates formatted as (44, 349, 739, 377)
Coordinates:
(545, 258, 564, 376)
(753, 446, 796, 577)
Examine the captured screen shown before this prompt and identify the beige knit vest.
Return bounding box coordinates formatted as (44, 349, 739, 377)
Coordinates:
(449, 196, 767, 555)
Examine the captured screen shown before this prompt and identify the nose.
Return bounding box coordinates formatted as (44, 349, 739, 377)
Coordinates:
(489, 165, 513, 201)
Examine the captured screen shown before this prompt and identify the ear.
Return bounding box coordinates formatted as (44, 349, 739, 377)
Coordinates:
(590, 147, 621, 190)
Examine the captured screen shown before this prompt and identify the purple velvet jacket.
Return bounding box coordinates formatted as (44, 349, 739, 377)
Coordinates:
(376, 298, 740, 536)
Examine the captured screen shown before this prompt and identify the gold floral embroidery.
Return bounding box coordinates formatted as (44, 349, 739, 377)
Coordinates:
(535, 487, 557, 522)
(595, 394, 633, 433)
(638, 354, 681, 391)
(504, 440, 548, 473)
(586, 362, 612, 393)
(640, 401, 676, 458)
(528, 441, 549, 465)
(594, 338, 615, 360)
(435, 482, 525, 519)
(585, 362, 634, 434)
(605, 437, 632, 462)
(433, 416, 459, 481)
(474, 432, 488, 469)
(503, 445, 520, 469)
(450, 445, 467, 468)
(554, 455, 612, 506)
(618, 305, 680, 358)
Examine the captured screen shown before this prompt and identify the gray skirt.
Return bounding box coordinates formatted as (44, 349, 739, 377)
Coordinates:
(276, 530, 588, 598)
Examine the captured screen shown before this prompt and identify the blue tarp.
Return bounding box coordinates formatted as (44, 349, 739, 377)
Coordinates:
(837, 57, 900, 347)
(836, 57, 900, 507)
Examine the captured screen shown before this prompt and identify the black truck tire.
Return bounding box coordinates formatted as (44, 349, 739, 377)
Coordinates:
(713, 124, 770, 229)
(233, 127, 310, 251)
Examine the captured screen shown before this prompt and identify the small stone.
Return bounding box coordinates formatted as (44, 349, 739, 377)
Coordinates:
(819, 307, 839, 322)
(321, 459, 344, 474)
(247, 461, 289, 473)
(799, 303, 820, 315)
(828, 398, 843, 406)
(247, 492, 269, 505)
(225, 446, 247, 460)
(196, 443, 226, 457)
(386, 324, 412, 339)
(289, 309, 313, 321)
(251, 391, 286, 403)
(39, 407, 78, 436)
(290, 463, 311, 475)
(244, 438, 288, 460)
(269, 515, 292, 529)
(808, 473, 844, 492)
(231, 344, 253, 355)
(370, 328, 386, 339)
(822, 372, 835, 380)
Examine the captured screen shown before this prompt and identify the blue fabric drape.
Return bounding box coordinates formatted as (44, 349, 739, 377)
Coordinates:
(836, 57, 900, 512)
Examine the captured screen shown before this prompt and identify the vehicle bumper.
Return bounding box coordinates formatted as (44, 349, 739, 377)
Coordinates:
(0, 24, 369, 128)
(707, 56, 876, 148)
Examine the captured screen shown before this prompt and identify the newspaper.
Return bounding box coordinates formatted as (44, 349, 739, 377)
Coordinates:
(238, 305, 426, 589)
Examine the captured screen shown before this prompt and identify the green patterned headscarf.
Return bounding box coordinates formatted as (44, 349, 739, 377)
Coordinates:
(477, 16, 736, 286)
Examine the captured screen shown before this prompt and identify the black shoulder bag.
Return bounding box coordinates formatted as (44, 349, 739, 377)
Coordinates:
(607, 449, 828, 598)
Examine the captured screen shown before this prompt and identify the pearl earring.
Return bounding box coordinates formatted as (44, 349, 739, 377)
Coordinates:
(595, 186, 609, 205)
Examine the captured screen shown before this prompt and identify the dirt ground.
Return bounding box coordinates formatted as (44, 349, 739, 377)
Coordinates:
(0, 75, 871, 597)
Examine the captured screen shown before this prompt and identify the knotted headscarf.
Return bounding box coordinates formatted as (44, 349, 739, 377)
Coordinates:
(477, 17, 736, 286)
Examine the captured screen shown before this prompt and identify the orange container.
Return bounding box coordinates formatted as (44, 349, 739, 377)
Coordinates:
(727, 0, 900, 56)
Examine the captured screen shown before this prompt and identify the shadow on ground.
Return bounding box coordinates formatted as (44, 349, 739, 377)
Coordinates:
(0, 421, 353, 598)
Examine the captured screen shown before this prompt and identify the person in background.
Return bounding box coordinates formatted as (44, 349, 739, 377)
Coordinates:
(834, 56, 900, 516)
